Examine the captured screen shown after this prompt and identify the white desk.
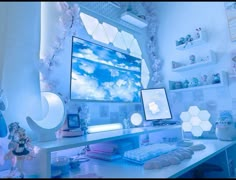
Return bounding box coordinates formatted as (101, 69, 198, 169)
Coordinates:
(33, 125, 236, 178)
(71, 139, 236, 178)
(33, 125, 181, 178)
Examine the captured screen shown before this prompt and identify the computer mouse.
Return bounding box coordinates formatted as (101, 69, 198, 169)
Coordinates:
(189, 144, 206, 151)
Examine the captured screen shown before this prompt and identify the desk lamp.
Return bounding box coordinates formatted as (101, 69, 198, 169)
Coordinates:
(180, 106, 212, 138)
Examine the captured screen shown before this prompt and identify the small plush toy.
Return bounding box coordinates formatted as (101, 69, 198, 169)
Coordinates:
(190, 77, 199, 87)
(215, 111, 236, 141)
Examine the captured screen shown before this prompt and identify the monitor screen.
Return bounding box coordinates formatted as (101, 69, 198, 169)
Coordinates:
(141, 88, 172, 121)
(70, 36, 142, 102)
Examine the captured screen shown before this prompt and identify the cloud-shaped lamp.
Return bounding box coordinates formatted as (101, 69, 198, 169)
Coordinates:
(26, 92, 65, 142)
(180, 106, 212, 137)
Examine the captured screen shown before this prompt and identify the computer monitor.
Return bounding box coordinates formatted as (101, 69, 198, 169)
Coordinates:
(141, 88, 173, 125)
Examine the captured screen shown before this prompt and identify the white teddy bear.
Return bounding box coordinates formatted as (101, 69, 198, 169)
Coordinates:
(215, 111, 236, 141)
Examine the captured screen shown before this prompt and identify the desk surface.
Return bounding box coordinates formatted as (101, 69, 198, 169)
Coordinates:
(70, 139, 236, 178)
(33, 125, 181, 152)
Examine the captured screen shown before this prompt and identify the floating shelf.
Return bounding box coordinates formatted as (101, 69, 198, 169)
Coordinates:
(176, 30, 207, 50)
(172, 50, 216, 72)
(169, 71, 228, 92)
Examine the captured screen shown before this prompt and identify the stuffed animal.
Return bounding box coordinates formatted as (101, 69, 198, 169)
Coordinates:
(212, 73, 221, 84)
(215, 111, 236, 141)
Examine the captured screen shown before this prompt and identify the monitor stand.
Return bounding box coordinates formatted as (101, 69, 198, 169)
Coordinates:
(152, 120, 179, 126)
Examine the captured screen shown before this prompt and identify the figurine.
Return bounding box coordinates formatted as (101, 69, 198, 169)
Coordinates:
(183, 80, 189, 88)
(212, 73, 221, 84)
(215, 111, 236, 141)
(4, 122, 20, 176)
(195, 27, 201, 39)
(189, 55, 196, 64)
(4, 122, 35, 178)
(184, 34, 193, 48)
(178, 37, 185, 45)
(201, 74, 208, 85)
(190, 77, 199, 87)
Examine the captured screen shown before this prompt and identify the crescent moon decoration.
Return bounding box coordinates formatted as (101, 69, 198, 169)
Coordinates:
(26, 92, 65, 142)
(0, 89, 8, 138)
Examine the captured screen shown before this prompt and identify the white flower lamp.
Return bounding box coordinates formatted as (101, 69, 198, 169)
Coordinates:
(26, 92, 65, 142)
(180, 106, 212, 137)
(130, 112, 143, 127)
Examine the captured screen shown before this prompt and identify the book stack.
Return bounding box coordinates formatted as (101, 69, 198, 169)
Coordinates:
(86, 140, 134, 161)
(61, 128, 83, 137)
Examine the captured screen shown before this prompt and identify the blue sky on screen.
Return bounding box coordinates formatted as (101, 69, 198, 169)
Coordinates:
(70, 37, 142, 102)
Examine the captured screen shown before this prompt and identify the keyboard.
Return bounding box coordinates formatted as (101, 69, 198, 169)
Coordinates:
(123, 143, 177, 164)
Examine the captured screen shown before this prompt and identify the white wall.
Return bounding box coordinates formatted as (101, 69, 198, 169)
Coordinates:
(156, 2, 236, 134)
(39, 2, 149, 126)
(0, 2, 42, 138)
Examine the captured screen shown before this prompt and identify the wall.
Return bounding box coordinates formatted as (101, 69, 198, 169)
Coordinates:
(40, 2, 149, 127)
(0, 2, 43, 173)
(156, 2, 236, 137)
(0, 2, 42, 137)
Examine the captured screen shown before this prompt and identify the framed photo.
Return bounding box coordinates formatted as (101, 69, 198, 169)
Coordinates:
(67, 114, 80, 129)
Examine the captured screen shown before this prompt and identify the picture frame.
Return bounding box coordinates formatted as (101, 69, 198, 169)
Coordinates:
(67, 114, 80, 129)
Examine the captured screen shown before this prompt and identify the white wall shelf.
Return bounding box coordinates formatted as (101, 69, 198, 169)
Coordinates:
(172, 50, 216, 72)
(176, 30, 207, 50)
(169, 71, 228, 92)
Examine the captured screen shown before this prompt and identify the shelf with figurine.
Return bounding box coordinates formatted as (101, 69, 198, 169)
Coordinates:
(175, 28, 207, 50)
(168, 71, 228, 92)
(172, 50, 216, 72)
